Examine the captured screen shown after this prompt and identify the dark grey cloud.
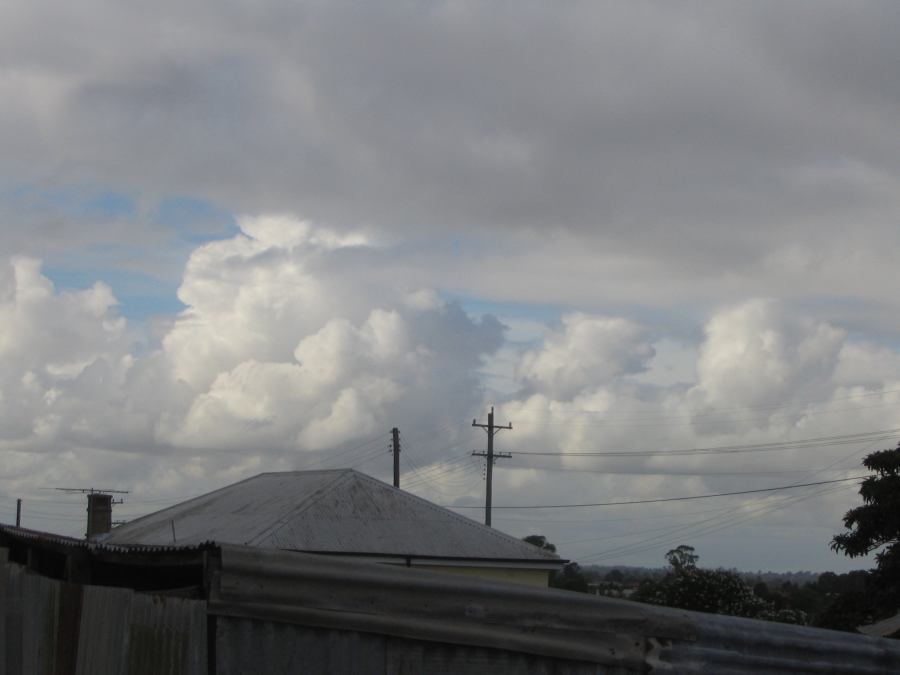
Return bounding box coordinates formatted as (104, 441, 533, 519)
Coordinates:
(2, 1, 897, 260)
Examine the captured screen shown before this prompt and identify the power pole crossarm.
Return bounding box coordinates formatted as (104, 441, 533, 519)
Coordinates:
(472, 406, 512, 527)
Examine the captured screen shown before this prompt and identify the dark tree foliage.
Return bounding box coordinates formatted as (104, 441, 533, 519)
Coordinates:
(832, 446, 900, 560)
(831, 444, 900, 617)
(521, 535, 588, 592)
(815, 591, 878, 632)
(632, 545, 806, 624)
(604, 569, 624, 583)
(666, 545, 699, 574)
(523, 534, 557, 553)
(551, 562, 590, 593)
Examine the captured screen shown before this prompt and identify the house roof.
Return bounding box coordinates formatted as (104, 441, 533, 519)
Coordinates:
(103, 469, 562, 564)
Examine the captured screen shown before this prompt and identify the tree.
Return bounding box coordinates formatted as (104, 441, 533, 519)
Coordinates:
(520, 536, 589, 592)
(831, 444, 900, 622)
(832, 445, 900, 563)
(551, 562, 590, 593)
(604, 569, 624, 583)
(632, 545, 805, 624)
(666, 545, 699, 574)
(523, 534, 557, 553)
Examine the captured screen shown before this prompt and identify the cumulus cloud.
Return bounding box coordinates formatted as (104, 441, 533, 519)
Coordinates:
(687, 299, 845, 427)
(478, 298, 900, 569)
(0, 218, 506, 514)
(517, 314, 654, 400)
(0, 257, 131, 441)
(5, 230, 900, 572)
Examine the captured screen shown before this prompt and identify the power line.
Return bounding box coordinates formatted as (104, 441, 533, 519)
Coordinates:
(511, 428, 900, 458)
(503, 463, 852, 477)
(298, 431, 390, 470)
(578, 483, 852, 564)
(447, 475, 870, 510)
(508, 386, 900, 426)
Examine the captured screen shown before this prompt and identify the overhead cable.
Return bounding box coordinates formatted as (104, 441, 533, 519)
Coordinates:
(446, 475, 870, 510)
(512, 428, 900, 458)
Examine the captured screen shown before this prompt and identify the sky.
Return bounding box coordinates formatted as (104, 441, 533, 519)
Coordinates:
(1, 0, 899, 573)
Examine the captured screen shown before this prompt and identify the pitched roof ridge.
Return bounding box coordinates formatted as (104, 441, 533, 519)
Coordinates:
(349, 471, 560, 561)
(257, 468, 348, 476)
(248, 470, 355, 546)
(110, 470, 275, 535)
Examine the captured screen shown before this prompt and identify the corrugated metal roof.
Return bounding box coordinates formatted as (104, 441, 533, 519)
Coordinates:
(104, 470, 561, 563)
(0, 524, 214, 556)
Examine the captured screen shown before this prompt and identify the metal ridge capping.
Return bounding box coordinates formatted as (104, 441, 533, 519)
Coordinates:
(208, 544, 900, 673)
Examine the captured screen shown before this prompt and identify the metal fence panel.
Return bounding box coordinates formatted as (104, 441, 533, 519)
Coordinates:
(216, 618, 387, 675)
(210, 545, 900, 674)
(653, 610, 900, 673)
(75, 584, 133, 675)
(0, 562, 207, 675)
(215, 618, 619, 675)
(1, 562, 60, 675)
(127, 593, 207, 675)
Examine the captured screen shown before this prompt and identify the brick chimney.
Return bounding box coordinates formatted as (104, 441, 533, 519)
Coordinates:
(86, 493, 113, 540)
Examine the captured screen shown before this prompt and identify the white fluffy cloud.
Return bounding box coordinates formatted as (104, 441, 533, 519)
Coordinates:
(4, 226, 900, 572)
(517, 314, 654, 400)
(0, 256, 131, 442)
(483, 299, 900, 569)
(691, 300, 844, 409)
(0, 217, 504, 517)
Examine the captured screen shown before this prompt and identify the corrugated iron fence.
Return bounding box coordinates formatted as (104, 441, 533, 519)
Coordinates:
(5, 543, 900, 674)
(0, 560, 207, 675)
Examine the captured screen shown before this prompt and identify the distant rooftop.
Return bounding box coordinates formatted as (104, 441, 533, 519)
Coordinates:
(103, 469, 562, 564)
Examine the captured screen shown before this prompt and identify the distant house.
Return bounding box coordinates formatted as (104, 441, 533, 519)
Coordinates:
(102, 469, 563, 587)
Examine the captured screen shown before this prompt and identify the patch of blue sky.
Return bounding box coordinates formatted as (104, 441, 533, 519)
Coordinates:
(17, 186, 239, 322)
(82, 190, 137, 219)
(17, 185, 238, 322)
(439, 292, 560, 345)
(43, 264, 185, 321)
(8, 183, 138, 220)
(442, 292, 706, 348)
(154, 195, 238, 243)
(441, 292, 561, 324)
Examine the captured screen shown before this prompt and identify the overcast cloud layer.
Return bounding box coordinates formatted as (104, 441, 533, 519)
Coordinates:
(1, 1, 899, 572)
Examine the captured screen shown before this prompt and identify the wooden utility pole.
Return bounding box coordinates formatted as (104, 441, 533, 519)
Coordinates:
(472, 406, 512, 527)
(391, 427, 401, 488)
(15, 498, 21, 527)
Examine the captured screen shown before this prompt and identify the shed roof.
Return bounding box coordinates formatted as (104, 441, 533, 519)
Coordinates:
(104, 469, 561, 564)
